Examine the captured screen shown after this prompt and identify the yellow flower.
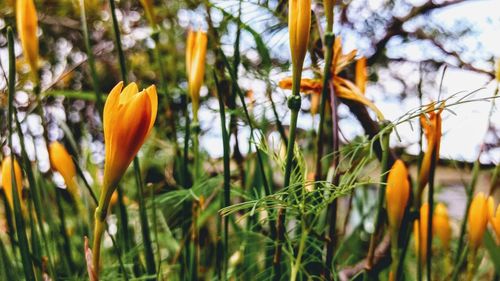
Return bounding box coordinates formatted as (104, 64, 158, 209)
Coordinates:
(414, 203, 429, 263)
(418, 102, 444, 191)
(289, 0, 311, 75)
(355, 57, 367, 94)
(468, 192, 489, 250)
(49, 142, 79, 197)
(139, 0, 156, 27)
(186, 29, 208, 122)
(16, 0, 39, 75)
(488, 197, 500, 243)
(433, 203, 451, 249)
(102, 82, 158, 199)
(385, 160, 410, 232)
(1, 156, 24, 210)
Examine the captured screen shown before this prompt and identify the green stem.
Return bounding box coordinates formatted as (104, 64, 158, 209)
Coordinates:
(215, 72, 230, 280)
(274, 65, 302, 280)
(290, 222, 308, 281)
(7, 27, 36, 281)
(366, 126, 391, 270)
(134, 158, 156, 279)
(79, 0, 102, 115)
(13, 110, 56, 278)
(108, 0, 127, 83)
(426, 147, 437, 281)
(454, 160, 480, 264)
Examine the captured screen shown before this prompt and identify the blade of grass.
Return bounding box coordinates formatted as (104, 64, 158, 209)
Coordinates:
(214, 71, 230, 280)
(7, 26, 36, 281)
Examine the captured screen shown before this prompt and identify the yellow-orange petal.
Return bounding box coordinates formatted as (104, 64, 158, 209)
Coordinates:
(49, 142, 78, 196)
(16, 0, 39, 74)
(386, 159, 410, 232)
(433, 203, 452, 249)
(468, 192, 489, 249)
(1, 156, 24, 210)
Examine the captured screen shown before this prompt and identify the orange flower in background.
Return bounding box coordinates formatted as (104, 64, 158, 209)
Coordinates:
(414, 202, 429, 263)
(278, 37, 384, 120)
(1, 156, 24, 210)
(468, 192, 489, 250)
(16, 0, 39, 75)
(355, 57, 367, 94)
(418, 102, 444, 191)
(186, 29, 208, 121)
(488, 197, 500, 242)
(102, 82, 158, 197)
(289, 0, 311, 75)
(433, 203, 452, 249)
(385, 159, 410, 232)
(49, 142, 78, 198)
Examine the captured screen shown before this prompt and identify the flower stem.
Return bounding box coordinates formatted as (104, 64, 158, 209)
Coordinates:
(366, 126, 391, 270)
(79, 0, 103, 115)
(7, 26, 36, 281)
(274, 64, 302, 280)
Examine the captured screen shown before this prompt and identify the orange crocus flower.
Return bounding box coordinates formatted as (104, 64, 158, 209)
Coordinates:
(278, 37, 384, 120)
(186, 29, 208, 121)
(418, 102, 444, 192)
(433, 203, 452, 249)
(467, 192, 489, 250)
(386, 159, 410, 233)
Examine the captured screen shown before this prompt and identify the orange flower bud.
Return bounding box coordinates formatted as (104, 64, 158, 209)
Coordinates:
(49, 142, 78, 197)
(289, 0, 311, 75)
(488, 197, 500, 243)
(467, 192, 489, 250)
(186, 29, 208, 121)
(418, 102, 444, 191)
(16, 0, 39, 75)
(102, 82, 158, 201)
(433, 203, 451, 249)
(1, 156, 24, 210)
(385, 160, 410, 232)
(414, 203, 429, 263)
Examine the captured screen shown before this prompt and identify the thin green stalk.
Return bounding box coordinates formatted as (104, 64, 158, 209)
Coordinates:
(314, 33, 334, 185)
(14, 110, 56, 277)
(274, 66, 302, 280)
(108, 0, 127, 84)
(189, 202, 199, 281)
(366, 126, 391, 272)
(325, 80, 340, 277)
(54, 188, 75, 272)
(454, 160, 480, 264)
(7, 26, 36, 281)
(290, 221, 308, 281)
(79, 0, 103, 115)
(215, 72, 230, 280)
(134, 159, 156, 279)
(426, 148, 437, 281)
